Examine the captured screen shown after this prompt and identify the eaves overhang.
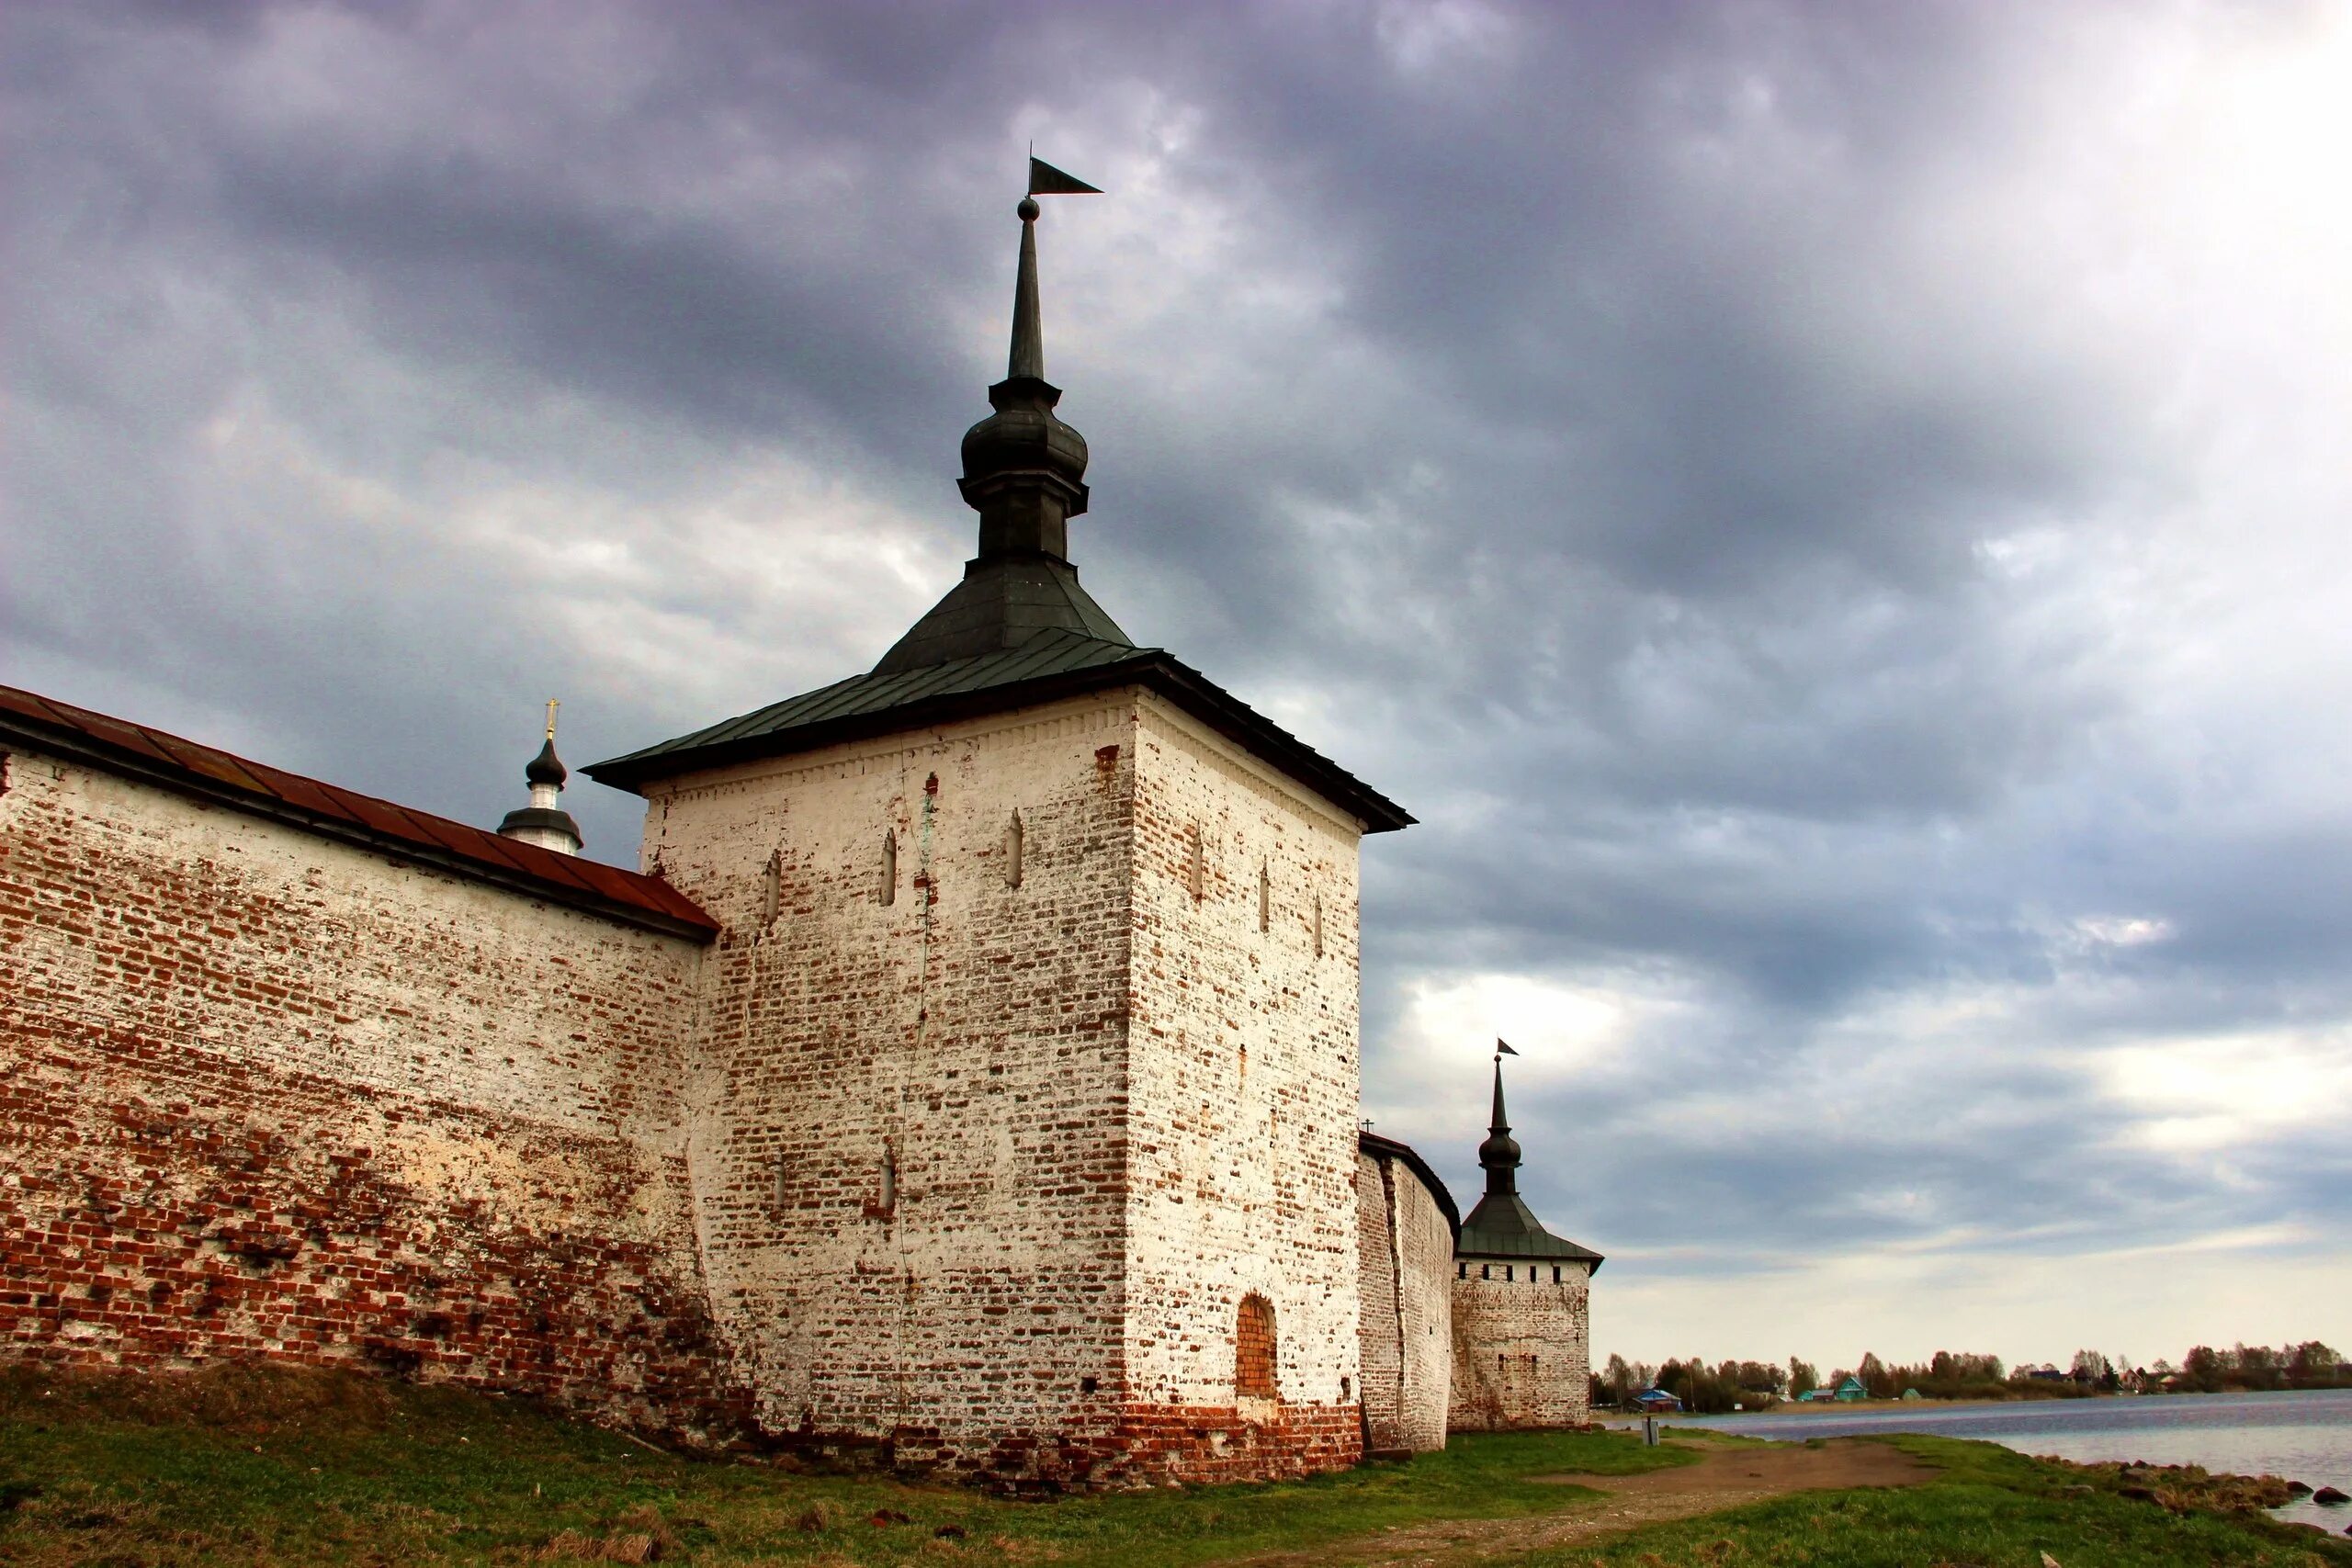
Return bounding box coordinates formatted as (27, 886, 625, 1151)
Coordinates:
(0, 684, 718, 944)
(1455, 1190, 1605, 1272)
(587, 644, 1414, 835)
(1358, 1129, 1462, 1239)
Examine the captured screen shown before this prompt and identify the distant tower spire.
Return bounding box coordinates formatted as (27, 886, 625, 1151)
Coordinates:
(498, 700, 583, 856)
(1454, 1039, 1605, 1276)
(1477, 1056, 1523, 1198)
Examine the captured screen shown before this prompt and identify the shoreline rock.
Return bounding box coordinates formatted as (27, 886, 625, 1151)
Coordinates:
(2042, 1456, 2298, 1514)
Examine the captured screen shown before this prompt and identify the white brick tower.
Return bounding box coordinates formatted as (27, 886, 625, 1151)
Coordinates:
(585, 180, 1411, 1488)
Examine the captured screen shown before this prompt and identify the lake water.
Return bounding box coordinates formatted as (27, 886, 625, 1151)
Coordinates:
(1667, 1388, 2352, 1535)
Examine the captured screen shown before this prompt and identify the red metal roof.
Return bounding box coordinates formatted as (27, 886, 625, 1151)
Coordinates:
(0, 682, 717, 941)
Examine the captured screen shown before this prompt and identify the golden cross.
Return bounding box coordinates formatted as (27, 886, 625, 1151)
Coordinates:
(544, 698, 560, 740)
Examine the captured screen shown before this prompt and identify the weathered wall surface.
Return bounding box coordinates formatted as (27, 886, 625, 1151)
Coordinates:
(1354, 1146, 1453, 1453)
(0, 748, 732, 1432)
(1120, 694, 1365, 1480)
(637, 694, 1141, 1485)
(0, 676, 1393, 1485)
(1448, 1260, 1593, 1431)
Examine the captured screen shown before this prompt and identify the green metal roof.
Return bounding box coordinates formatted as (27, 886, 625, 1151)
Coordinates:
(584, 626, 1414, 833)
(1456, 1191, 1605, 1269)
(597, 627, 1141, 766)
(873, 553, 1129, 672)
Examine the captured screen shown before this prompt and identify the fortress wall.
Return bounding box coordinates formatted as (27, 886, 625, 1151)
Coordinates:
(1354, 1151, 1398, 1447)
(637, 693, 1139, 1485)
(1355, 1145, 1453, 1453)
(0, 746, 734, 1432)
(1117, 694, 1364, 1481)
(1447, 1259, 1593, 1431)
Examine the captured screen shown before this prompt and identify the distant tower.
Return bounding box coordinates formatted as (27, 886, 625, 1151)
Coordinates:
(1448, 1055, 1602, 1430)
(498, 700, 582, 856)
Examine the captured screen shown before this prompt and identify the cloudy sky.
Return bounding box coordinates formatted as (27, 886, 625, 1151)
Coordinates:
(7, 0, 2349, 1374)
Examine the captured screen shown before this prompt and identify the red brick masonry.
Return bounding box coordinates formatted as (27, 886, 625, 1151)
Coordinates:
(1, 1006, 747, 1438)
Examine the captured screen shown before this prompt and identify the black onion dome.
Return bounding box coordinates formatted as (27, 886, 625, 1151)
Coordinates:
(959, 389, 1090, 499)
(526, 737, 568, 788)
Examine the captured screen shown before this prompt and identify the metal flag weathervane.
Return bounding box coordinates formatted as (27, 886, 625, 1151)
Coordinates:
(1495, 1038, 1519, 1062)
(1026, 155, 1102, 197)
(1005, 156, 1100, 385)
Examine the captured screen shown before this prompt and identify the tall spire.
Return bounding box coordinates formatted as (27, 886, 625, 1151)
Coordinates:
(1008, 197, 1045, 381)
(871, 183, 1131, 676)
(956, 196, 1091, 563)
(1477, 1057, 1523, 1197)
(1454, 1045, 1605, 1271)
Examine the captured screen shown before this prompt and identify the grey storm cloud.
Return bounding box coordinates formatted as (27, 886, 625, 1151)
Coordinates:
(6, 0, 2347, 1365)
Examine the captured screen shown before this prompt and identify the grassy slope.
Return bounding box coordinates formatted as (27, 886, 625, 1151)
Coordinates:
(0, 1365, 1688, 1566)
(1559, 1434, 2352, 1568)
(6, 1368, 2346, 1566)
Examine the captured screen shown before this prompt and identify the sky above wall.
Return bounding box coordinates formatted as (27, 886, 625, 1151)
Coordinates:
(6, 0, 2348, 1375)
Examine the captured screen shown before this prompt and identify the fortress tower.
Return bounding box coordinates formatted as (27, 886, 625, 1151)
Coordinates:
(1447, 1056, 1602, 1430)
(4, 178, 1605, 1493)
(583, 195, 1411, 1486)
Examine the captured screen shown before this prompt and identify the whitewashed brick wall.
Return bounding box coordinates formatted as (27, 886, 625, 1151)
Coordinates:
(2, 672, 1389, 1484)
(1121, 694, 1364, 1472)
(1448, 1258, 1593, 1430)
(635, 693, 1140, 1482)
(0, 749, 731, 1428)
(1355, 1145, 1454, 1451)
(639, 686, 1372, 1482)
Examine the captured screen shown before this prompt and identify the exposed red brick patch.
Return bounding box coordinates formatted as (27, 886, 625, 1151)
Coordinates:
(1236, 1294, 1277, 1398)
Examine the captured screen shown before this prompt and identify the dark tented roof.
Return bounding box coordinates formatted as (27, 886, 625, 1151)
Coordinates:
(873, 556, 1131, 673)
(587, 628, 1414, 833)
(1456, 1190, 1606, 1270)
(0, 683, 718, 942)
(598, 627, 1141, 765)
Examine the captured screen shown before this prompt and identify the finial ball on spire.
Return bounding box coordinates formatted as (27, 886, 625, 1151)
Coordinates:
(1017, 197, 1040, 221)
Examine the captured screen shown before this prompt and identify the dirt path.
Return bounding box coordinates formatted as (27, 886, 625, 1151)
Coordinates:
(1233, 1439, 1939, 1567)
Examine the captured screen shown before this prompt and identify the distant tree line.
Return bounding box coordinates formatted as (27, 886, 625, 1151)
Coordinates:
(1590, 1339, 2346, 1410)
(2144, 1341, 2348, 1393)
(1593, 1354, 1792, 1415)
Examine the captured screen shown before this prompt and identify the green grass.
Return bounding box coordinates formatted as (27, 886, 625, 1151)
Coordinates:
(1553, 1435, 2352, 1568)
(8, 1369, 2345, 1567)
(0, 1364, 1690, 1565)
